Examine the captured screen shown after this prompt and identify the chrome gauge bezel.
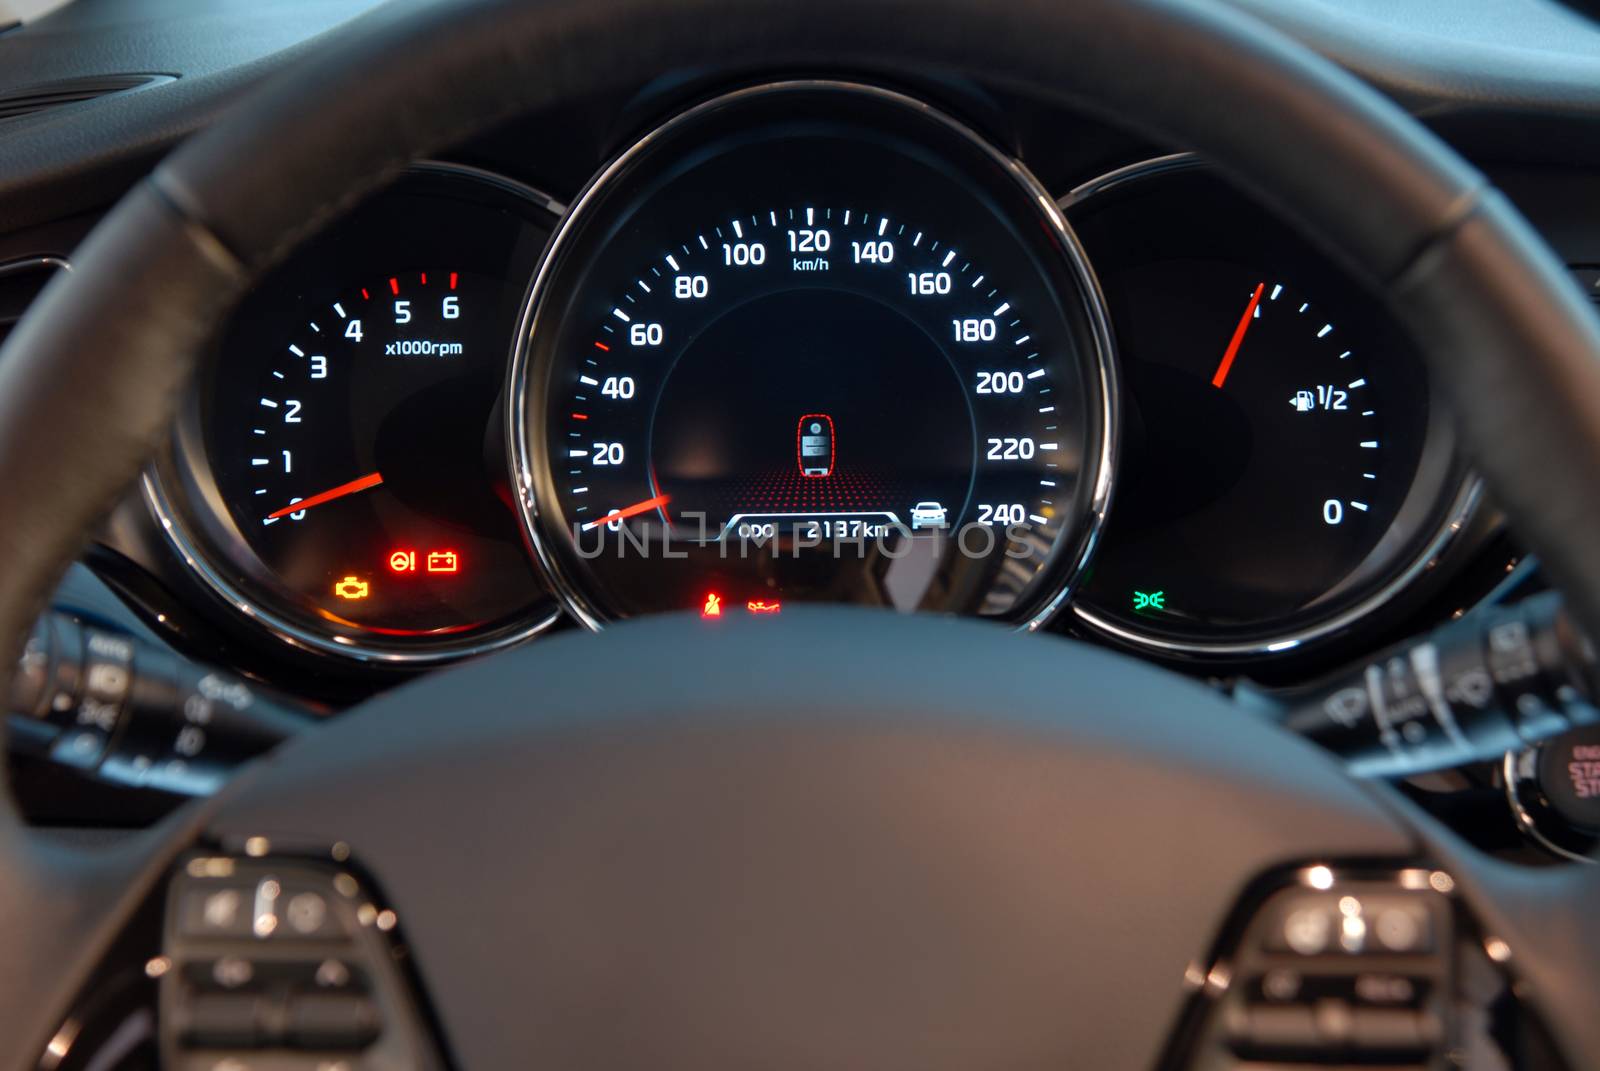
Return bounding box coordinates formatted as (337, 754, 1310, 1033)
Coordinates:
(1061, 154, 1485, 659)
(506, 80, 1119, 631)
(143, 162, 565, 665)
(1503, 748, 1599, 864)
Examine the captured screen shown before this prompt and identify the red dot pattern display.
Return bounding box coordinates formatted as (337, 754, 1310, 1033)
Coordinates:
(709, 465, 900, 514)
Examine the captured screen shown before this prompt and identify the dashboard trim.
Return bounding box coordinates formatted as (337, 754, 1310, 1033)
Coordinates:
(1060, 153, 1485, 658)
(1059, 152, 1201, 209)
(0, 254, 71, 278)
(140, 160, 566, 665)
(507, 79, 1121, 633)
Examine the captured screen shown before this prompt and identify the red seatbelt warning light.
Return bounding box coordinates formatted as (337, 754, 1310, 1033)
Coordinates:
(746, 599, 781, 615)
(389, 550, 417, 573)
(426, 550, 460, 574)
(702, 593, 723, 618)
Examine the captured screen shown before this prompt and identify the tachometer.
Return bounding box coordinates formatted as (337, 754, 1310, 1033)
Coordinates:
(213, 265, 528, 634)
(511, 83, 1115, 626)
(147, 165, 561, 661)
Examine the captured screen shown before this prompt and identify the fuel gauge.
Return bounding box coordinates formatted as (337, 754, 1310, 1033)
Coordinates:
(1065, 160, 1472, 654)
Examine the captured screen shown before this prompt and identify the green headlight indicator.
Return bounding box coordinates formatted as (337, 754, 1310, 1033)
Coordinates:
(1132, 590, 1166, 613)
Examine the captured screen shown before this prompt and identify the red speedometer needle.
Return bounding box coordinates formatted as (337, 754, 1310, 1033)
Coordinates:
(1210, 281, 1266, 389)
(582, 493, 671, 531)
(267, 471, 384, 519)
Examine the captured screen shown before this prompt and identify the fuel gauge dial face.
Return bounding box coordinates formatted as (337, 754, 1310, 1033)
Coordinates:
(1077, 262, 1412, 633)
(1066, 163, 1465, 652)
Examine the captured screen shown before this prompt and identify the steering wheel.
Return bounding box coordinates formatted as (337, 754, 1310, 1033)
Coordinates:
(4, 0, 1600, 1066)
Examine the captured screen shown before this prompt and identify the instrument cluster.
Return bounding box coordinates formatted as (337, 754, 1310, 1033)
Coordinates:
(142, 82, 1479, 668)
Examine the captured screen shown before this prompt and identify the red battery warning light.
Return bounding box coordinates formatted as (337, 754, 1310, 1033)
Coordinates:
(388, 549, 460, 574)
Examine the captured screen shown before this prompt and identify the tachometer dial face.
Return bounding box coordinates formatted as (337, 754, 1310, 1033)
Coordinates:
(150, 167, 560, 660)
(513, 83, 1115, 626)
(211, 267, 536, 636)
(1066, 162, 1469, 652)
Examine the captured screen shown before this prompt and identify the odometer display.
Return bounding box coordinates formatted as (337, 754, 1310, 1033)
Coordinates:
(513, 83, 1115, 625)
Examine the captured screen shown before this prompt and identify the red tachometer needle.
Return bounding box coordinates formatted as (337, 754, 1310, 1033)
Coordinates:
(267, 471, 384, 519)
(1210, 281, 1267, 389)
(581, 493, 671, 531)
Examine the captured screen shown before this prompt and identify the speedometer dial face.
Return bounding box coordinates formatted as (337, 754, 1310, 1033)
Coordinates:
(1065, 162, 1471, 652)
(513, 83, 1115, 626)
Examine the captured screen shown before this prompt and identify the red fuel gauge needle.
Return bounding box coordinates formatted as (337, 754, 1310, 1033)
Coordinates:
(1211, 281, 1266, 389)
(267, 471, 384, 519)
(582, 493, 671, 531)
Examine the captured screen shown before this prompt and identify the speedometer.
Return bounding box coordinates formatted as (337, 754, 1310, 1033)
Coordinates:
(511, 83, 1115, 626)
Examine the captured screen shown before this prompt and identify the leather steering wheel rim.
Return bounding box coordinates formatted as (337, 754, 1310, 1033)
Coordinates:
(3, 0, 1600, 1066)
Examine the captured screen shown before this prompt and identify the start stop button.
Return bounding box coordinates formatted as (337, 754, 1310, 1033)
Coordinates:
(1536, 724, 1600, 836)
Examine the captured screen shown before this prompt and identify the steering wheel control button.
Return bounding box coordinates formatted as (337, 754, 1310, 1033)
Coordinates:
(162, 854, 441, 1070)
(179, 886, 256, 939)
(1185, 871, 1461, 1067)
(271, 886, 347, 940)
(1268, 893, 1432, 957)
(314, 959, 352, 988)
(180, 992, 266, 1048)
(1372, 905, 1427, 952)
(1350, 1006, 1439, 1053)
(1228, 1004, 1318, 1052)
(213, 956, 257, 989)
(285, 993, 380, 1049)
(284, 891, 330, 936)
(1279, 905, 1334, 955)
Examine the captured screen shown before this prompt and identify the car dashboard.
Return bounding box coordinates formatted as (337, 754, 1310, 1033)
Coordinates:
(0, 0, 1594, 867)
